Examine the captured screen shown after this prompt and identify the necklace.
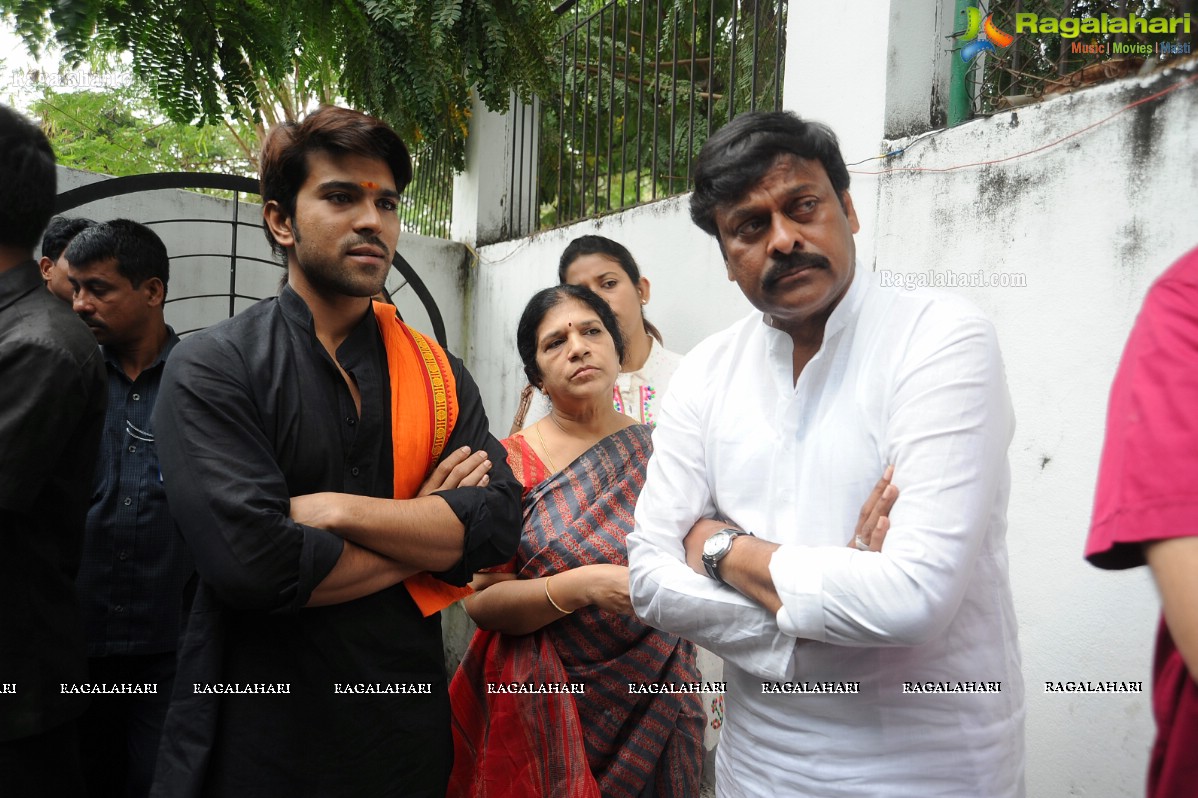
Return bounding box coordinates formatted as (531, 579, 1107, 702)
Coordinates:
(535, 418, 559, 472)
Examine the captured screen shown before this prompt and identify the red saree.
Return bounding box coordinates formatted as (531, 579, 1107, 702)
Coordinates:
(447, 426, 703, 797)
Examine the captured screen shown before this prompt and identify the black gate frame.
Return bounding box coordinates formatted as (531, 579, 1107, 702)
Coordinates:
(55, 172, 447, 346)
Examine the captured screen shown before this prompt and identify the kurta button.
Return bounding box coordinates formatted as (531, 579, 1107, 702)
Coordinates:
(351, 467, 360, 477)
(132, 393, 141, 401)
(347, 417, 356, 426)
(118, 551, 129, 561)
(128, 445, 137, 453)
(123, 497, 132, 506)
(114, 605, 124, 613)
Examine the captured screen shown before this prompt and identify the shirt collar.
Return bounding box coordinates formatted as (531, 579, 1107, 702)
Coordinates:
(278, 283, 316, 333)
(100, 325, 181, 373)
(277, 283, 380, 366)
(0, 260, 44, 313)
(823, 260, 869, 342)
(759, 260, 869, 395)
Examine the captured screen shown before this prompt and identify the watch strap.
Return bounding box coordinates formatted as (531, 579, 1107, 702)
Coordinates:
(703, 528, 752, 583)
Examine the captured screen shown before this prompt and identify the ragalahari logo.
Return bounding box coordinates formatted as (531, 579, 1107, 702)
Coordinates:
(954, 7, 1015, 62)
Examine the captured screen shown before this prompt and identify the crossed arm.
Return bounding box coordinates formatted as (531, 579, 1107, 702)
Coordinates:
(301, 447, 497, 606)
(678, 469, 897, 615)
(628, 313, 1012, 678)
(297, 363, 521, 606)
(154, 339, 520, 612)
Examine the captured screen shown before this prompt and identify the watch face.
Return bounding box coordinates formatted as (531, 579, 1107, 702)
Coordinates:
(703, 531, 730, 559)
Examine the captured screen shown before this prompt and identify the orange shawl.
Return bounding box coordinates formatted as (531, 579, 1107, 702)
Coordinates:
(373, 301, 473, 616)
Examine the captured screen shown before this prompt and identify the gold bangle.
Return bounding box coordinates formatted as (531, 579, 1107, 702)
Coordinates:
(545, 575, 573, 614)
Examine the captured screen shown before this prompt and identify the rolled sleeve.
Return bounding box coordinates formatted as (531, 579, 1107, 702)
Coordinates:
(429, 358, 521, 585)
(154, 336, 344, 613)
(769, 546, 831, 642)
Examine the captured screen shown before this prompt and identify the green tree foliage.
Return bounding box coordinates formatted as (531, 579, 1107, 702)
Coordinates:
(1, 0, 557, 167)
(30, 80, 257, 177)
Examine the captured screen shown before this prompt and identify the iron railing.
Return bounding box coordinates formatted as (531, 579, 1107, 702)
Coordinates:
(532, 0, 788, 231)
(505, 95, 543, 241)
(399, 134, 456, 239)
(953, 0, 1194, 121)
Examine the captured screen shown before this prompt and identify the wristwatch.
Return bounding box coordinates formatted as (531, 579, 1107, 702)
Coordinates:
(702, 528, 753, 583)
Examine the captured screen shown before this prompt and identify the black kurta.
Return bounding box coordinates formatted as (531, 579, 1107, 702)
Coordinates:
(0, 260, 106, 742)
(149, 287, 520, 797)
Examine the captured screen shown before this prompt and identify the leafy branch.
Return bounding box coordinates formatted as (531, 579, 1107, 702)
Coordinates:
(2, 0, 558, 168)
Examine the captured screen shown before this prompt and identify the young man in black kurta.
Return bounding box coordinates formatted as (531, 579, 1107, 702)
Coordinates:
(150, 106, 520, 797)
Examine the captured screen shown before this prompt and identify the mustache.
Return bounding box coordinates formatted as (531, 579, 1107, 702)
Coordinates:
(761, 251, 831, 290)
(346, 235, 390, 258)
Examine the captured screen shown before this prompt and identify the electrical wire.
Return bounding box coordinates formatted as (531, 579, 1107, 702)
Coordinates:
(849, 71, 1198, 176)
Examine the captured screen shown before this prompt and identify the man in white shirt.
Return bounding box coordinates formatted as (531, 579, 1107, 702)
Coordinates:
(627, 111, 1024, 797)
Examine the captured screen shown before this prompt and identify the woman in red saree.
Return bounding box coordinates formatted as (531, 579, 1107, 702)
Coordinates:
(447, 285, 703, 797)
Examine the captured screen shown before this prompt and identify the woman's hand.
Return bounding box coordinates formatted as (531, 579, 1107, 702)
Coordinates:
(579, 564, 634, 615)
(464, 564, 636, 634)
(418, 446, 491, 497)
(850, 465, 898, 552)
(552, 564, 634, 615)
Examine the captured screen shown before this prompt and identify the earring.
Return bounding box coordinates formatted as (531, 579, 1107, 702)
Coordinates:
(640, 299, 647, 305)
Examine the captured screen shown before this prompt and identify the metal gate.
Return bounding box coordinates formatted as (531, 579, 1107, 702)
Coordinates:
(55, 171, 447, 346)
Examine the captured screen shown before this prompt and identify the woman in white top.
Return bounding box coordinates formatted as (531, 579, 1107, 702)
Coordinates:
(513, 235, 683, 432)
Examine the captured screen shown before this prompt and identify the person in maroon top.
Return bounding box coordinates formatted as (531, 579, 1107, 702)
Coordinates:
(1086, 245, 1198, 798)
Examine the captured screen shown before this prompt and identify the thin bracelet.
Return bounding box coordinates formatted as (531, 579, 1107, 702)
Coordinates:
(544, 575, 573, 614)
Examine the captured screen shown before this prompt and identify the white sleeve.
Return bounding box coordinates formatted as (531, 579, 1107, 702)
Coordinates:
(629, 357, 798, 681)
(769, 312, 1013, 646)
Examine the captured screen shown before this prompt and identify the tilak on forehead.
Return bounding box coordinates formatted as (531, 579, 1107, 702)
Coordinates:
(359, 181, 379, 190)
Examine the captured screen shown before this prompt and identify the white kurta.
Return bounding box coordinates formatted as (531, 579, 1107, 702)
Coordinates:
(628, 267, 1025, 797)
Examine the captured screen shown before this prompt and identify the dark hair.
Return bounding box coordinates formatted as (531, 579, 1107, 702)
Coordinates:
(690, 111, 850, 239)
(64, 219, 170, 297)
(0, 104, 57, 251)
(259, 105, 413, 259)
(41, 216, 97, 262)
(516, 284, 626, 388)
(557, 234, 663, 344)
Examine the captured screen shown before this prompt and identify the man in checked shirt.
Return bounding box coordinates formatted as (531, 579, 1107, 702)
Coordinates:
(67, 219, 193, 798)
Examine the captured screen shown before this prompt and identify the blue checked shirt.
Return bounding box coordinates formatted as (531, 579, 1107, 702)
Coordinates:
(76, 327, 194, 657)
